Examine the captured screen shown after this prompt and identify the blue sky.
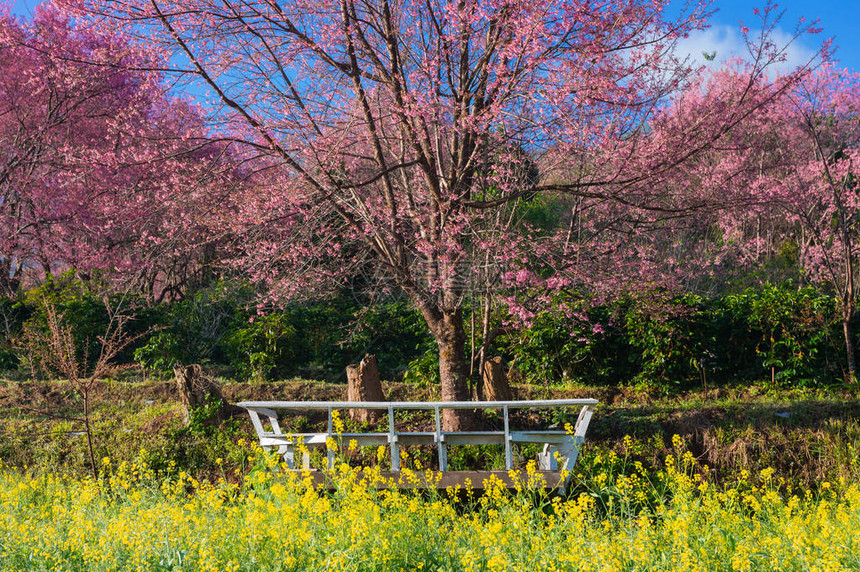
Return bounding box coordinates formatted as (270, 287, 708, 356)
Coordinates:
(9, 0, 858, 71)
(669, 0, 859, 71)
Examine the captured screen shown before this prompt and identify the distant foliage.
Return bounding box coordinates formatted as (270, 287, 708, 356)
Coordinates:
(13, 273, 150, 373)
(133, 281, 255, 374)
(130, 284, 432, 382)
(224, 314, 299, 382)
(0, 274, 844, 390)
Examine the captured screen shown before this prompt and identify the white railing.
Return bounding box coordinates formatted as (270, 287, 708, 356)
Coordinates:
(238, 399, 597, 481)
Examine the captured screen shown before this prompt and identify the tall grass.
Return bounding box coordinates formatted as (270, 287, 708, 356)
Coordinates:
(1, 441, 859, 571)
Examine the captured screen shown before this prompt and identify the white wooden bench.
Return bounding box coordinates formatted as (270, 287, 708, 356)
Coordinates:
(238, 399, 597, 488)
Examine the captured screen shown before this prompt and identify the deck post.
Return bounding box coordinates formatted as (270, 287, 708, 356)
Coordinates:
(250, 407, 295, 467)
(263, 408, 290, 466)
(247, 409, 267, 440)
(434, 406, 447, 471)
(280, 445, 295, 468)
(326, 407, 334, 470)
(503, 405, 512, 470)
(388, 404, 399, 471)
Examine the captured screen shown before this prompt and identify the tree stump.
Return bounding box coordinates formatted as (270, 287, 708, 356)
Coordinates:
(482, 356, 512, 401)
(346, 354, 385, 423)
(173, 363, 228, 426)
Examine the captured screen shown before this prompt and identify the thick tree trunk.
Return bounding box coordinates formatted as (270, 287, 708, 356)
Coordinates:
(843, 310, 857, 384)
(346, 354, 385, 423)
(431, 309, 474, 431)
(474, 291, 492, 401)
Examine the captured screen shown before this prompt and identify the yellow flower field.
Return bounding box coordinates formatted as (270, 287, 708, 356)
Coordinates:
(1, 446, 859, 572)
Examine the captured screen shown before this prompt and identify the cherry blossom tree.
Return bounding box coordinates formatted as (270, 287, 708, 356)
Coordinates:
(665, 64, 859, 381)
(0, 5, 239, 300)
(786, 67, 860, 381)
(63, 0, 825, 426)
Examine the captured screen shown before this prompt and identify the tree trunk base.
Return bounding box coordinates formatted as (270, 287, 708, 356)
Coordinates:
(482, 356, 512, 401)
(346, 354, 385, 424)
(173, 363, 229, 426)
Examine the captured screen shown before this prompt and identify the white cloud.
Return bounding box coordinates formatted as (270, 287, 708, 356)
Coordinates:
(674, 25, 819, 74)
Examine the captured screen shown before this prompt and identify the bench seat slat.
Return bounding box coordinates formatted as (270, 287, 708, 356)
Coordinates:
(509, 431, 572, 444)
(442, 431, 506, 445)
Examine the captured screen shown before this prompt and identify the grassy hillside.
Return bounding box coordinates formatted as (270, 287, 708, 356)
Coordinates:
(2, 376, 858, 487)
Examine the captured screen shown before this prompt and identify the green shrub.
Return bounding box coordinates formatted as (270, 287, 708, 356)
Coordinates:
(501, 301, 633, 386)
(345, 300, 431, 379)
(134, 280, 255, 375)
(623, 284, 841, 389)
(402, 340, 441, 387)
(17, 272, 152, 373)
(623, 293, 718, 390)
(219, 296, 431, 382)
(223, 313, 298, 382)
(723, 282, 841, 386)
(500, 283, 842, 390)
